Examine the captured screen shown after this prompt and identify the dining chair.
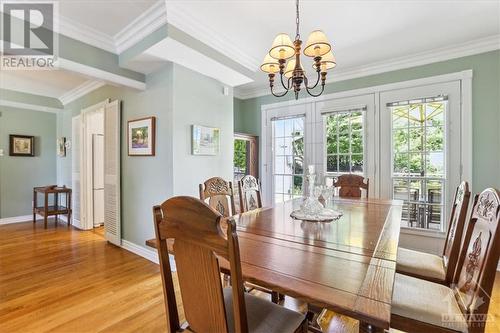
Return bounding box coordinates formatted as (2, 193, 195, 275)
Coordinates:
(199, 177, 236, 217)
(238, 175, 263, 213)
(397, 181, 471, 284)
(333, 174, 369, 198)
(237, 175, 284, 303)
(153, 196, 308, 333)
(391, 188, 500, 333)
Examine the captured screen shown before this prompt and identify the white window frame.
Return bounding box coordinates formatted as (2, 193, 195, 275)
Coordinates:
(261, 70, 472, 237)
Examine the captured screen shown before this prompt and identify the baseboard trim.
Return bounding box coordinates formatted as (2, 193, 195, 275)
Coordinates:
(121, 239, 159, 265)
(0, 214, 39, 225)
(121, 239, 176, 271)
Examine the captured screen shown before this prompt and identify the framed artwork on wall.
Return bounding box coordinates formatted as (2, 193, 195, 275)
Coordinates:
(128, 116, 156, 156)
(9, 134, 34, 156)
(192, 125, 220, 155)
(57, 137, 66, 157)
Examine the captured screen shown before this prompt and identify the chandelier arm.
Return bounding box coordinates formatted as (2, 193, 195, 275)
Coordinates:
(305, 83, 325, 97)
(271, 84, 289, 97)
(304, 70, 321, 90)
(279, 72, 291, 90)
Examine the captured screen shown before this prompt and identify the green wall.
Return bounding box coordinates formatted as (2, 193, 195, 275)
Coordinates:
(0, 107, 57, 218)
(59, 64, 174, 246)
(58, 63, 234, 247)
(234, 50, 500, 192)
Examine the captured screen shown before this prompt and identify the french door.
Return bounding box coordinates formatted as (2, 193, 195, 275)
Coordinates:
(379, 81, 462, 232)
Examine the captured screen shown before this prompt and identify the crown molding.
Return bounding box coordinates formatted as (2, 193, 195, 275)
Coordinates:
(59, 80, 106, 105)
(0, 99, 62, 113)
(235, 34, 500, 100)
(114, 0, 167, 54)
(59, 16, 116, 53)
(165, 1, 260, 72)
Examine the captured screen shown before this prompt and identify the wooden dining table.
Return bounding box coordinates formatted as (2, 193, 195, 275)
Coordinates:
(146, 197, 403, 332)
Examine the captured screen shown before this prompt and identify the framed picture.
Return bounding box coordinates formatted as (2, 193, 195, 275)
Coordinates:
(192, 125, 220, 155)
(57, 137, 66, 157)
(128, 116, 156, 156)
(9, 135, 34, 156)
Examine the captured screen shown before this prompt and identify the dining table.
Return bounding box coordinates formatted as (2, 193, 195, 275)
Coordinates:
(146, 197, 403, 332)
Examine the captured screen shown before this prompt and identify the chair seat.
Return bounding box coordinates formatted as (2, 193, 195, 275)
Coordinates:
(223, 288, 305, 333)
(396, 247, 446, 283)
(392, 273, 468, 333)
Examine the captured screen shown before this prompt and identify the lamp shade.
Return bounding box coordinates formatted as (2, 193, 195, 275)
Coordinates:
(313, 51, 336, 71)
(260, 54, 280, 73)
(269, 33, 295, 60)
(303, 30, 331, 57)
(284, 59, 304, 78)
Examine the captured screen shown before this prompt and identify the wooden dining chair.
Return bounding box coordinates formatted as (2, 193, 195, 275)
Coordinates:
(238, 175, 263, 213)
(333, 174, 369, 198)
(397, 181, 471, 285)
(199, 177, 236, 217)
(153, 196, 308, 333)
(391, 188, 500, 333)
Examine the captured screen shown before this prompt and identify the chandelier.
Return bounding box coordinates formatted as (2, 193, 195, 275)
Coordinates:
(260, 0, 336, 100)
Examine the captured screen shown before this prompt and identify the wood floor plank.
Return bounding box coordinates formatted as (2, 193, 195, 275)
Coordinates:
(1, 220, 499, 333)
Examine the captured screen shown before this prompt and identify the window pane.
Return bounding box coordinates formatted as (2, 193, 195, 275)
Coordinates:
(326, 135, 337, 154)
(293, 176, 303, 195)
(274, 120, 285, 137)
(284, 155, 294, 175)
(293, 136, 304, 157)
(351, 130, 363, 154)
(426, 205, 443, 230)
(294, 118, 304, 137)
(409, 179, 422, 201)
(351, 112, 363, 131)
(426, 126, 444, 152)
(409, 128, 423, 152)
(409, 104, 422, 124)
(392, 107, 409, 128)
(426, 152, 444, 176)
(426, 103, 444, 127)
(339, 155, 349, 172)
(426, 180, 443, 204)
(394, 153, 409, 174)
(274, 175, 284, 193)
(275, 137, 285, 155)
(393, 129, 408, 153)
(283, 137, 293, 155)
(293, 156, 304, 175)
(327, 155, 338, 172)
(408, 153, 423, 175)
(338, 134, 349, 153)
(274, 156, 285, 174)
(351, 154, 363, 173)
(393, 178, 409, 201)
(284, 119, 294, 137)
(283, 176, 293, 195)
(338, 114, 350, 133)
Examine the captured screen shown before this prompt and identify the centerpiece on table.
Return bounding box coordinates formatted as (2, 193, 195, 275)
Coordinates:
(290, 165, 342, 222)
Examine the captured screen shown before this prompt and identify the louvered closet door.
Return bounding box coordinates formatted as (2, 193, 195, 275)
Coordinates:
(104, 100, 121, 246)
(71, 115, 83, 227)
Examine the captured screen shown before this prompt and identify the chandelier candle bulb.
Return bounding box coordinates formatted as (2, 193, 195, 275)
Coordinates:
(261, 0, 336, 99)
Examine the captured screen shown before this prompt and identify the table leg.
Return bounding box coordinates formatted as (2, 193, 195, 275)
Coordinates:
(33, 190, 37, 223)
(67, 192, 72, 226)
(44, 192, 48, 229)
(54, 193, 59, 226)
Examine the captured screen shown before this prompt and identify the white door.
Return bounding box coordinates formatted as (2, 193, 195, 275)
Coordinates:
(379, 81, 462, 232)
(314, 94, 377, 197)
(262, 104, 310, 206)
(93, 134, 104, 226)
(71, 115, 83, 228)
(104, 100, 121, 246)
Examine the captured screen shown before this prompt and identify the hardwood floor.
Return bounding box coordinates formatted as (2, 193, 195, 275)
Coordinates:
(1, 221, 499, 333)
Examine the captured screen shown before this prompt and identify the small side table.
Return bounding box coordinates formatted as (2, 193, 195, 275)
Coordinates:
(33, 185, 72, 228)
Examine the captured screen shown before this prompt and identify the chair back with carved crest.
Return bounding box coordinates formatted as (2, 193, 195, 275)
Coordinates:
(442, 181, 471, 283)
(199, 177, 236, 217)
(452, 188, 500, 333)
(153, 196, 248, 333)
(238, 175, 263, 213)
(334, 174, 369, 198)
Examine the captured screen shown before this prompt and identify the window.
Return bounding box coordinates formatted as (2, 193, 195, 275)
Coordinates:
(390, 97, 446, 231)
(272, 117, 304, 203)
(325, 110, 364, 174)
(233, 138, 247, 182)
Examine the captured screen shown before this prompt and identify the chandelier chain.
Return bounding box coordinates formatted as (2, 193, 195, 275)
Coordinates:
(295, 0, 300, 40)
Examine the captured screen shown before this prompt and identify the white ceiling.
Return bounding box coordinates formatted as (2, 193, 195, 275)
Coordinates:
(166, 0, 500, 91)
(0, 70, 89, 99)
(59, 0, 157, 37)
